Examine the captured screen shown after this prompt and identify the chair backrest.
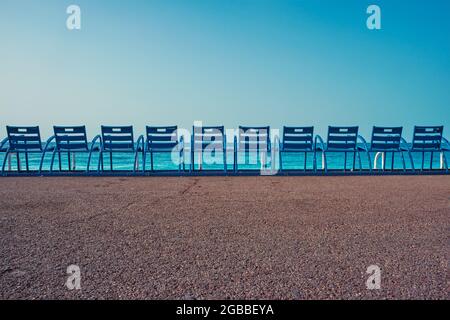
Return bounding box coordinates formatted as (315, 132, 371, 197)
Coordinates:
(326, 126, 358, 150)
(6, 126, 42, 151)
(54, 126, 89, 151)
(282, 126, 314, 151)
(101, 126, 135, 151)
(370, 126, 403, 151)
(193, 126, 225, 152)
(146, 126, 178, 151)
(412, 126, 443, 150)
(238, 126, 270, 152)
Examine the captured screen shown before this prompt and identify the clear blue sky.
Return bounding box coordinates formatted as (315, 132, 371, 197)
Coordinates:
(0, 0, 449, 139)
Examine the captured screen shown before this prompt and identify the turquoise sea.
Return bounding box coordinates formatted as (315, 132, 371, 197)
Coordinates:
(0, 143, 447, 172)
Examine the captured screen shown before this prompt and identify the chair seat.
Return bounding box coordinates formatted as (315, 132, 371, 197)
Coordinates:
(369, 148, 402, 152)
(282, 148, 313, 152)
(149, 147, 179, 152)
(410, 148, 442, 152)
(322, 148, 357, 152)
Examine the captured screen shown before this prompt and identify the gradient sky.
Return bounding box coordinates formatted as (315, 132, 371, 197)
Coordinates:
(0, 0, 449, 138)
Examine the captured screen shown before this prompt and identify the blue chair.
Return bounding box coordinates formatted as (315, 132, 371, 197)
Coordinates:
(49, 126, 102, 173)
(1, 126, 54, 174)
(409, 126, 448, 172)
(357, 126, 412, 172)
(234, 126, 270, 173)
(99, 126, 144, 172)
(279, 126, 314, 172)
(143, 126, 184, 172)
(191, 125, 227, 173)
(314, 126, 361, 172)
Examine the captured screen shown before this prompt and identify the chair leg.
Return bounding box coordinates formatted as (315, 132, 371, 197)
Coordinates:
(367, 152, 372, 173)
(357, 151, 362, 172)
(1, 151, 10, 174)
(50, 150, 57, 172)
(421, 151, 424, 171)
(86, 152, 92, 173)
(344, 152, 347, 172)
(304, 152, 307, 172)
(443, 153, 449, 173)
(352, 152, 356, 171)
(391, 152, 394, 171)
(223, 149, 227, 173)
(279, 151, 283, 172)
(110, 152, 113, 171)
(430, 152, 433, 170)
(142, 152, 147, 173)
(97, 152, 103, 172)
(313, 151, 316, 172)
(408, 151, 415, 172)
(16, 152, 21, 172)
(68, 152, 71, 171)
(401, 152, 406, 172)
(265, 150, 268, 171)
(150, 151, 154, 171)
(179, 150, 183, 173)
(25, 152, 29, 172)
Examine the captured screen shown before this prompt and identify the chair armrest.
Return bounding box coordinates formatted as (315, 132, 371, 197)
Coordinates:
(400, 137, 411, 151)
(314, 135, 326, 151)
(42, 135, 56, 151)
(357, 134, 370, 151)
(441, 137, 450, 151)
(0, 137, 8, 150)
(135, 135, 145, 152)
(89, 135, 102, 152)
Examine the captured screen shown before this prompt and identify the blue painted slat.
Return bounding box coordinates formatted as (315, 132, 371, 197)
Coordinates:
(101, 126, 133, 134)
(146, 126, 177, 134)
(7, 126, 40, 134)
(54, 126, 86, 134)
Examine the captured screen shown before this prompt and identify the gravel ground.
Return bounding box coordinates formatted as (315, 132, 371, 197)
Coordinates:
(0, 176, 448, 300)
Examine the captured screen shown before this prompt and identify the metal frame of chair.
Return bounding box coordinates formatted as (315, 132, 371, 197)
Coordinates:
(143, 126, 184, 172)
(234, 126, 271, 173)
(191, 125, 227, 173)
(409, 126, 448, 172)
(279, 126, 314, 172)
(1, 126, 54, 174)
(46, 126, 102, 173)
(357, 126, 414, 173)
(98, 126, 144, 172)
(314, 126, 362, 173)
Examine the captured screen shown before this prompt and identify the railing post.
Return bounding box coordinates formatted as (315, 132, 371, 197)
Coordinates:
(374, 152, 385, 170)
(198, 152, 202, 170)
(72, 153, 76, 170)
(260, 151, 266, 171)
(440, 152, 444, 170)
(8, 153, 12, 171)
(134, 155, 139, 171)
(321, 152, 325, 170)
